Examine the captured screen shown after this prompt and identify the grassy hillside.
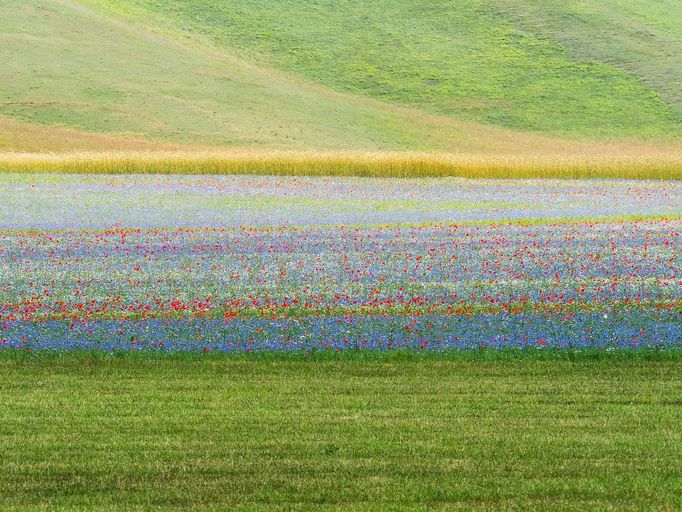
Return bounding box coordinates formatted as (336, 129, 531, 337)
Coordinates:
(500, 1, 682, 117)
(0, 0, 580, 153)
(1, 0, 681, 153)
(0, 117, 179, 152)
(85, 0, 682, 138)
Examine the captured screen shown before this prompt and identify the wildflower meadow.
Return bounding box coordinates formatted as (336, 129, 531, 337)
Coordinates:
(1, 174, 679, 354)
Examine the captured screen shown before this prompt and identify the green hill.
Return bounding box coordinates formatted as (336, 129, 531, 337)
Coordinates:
(1, 0, 681, 152)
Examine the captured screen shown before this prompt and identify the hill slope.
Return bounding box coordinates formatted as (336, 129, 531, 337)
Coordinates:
(90, 0, 682, 138)
(1, 0, 681, 152)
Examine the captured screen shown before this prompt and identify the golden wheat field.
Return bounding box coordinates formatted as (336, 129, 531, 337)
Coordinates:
(1, 150, 682, 179)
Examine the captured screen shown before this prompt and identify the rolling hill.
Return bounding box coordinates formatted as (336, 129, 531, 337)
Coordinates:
(1, 0, 681, 153)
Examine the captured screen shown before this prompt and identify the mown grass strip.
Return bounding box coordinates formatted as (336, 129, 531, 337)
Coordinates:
(0, 356, 680, 510)
(2, 150, 682, 179)
(2, 347, 681, 362)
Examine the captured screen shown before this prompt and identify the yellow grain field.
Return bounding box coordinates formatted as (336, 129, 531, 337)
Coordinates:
(1, 150, 681, 180)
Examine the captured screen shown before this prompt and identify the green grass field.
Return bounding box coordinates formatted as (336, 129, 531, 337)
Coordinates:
(88, 0, 681, 138)
(1, 352, 680, 511)
(1, 0, 681, 154)
(0, 0, 565, 153)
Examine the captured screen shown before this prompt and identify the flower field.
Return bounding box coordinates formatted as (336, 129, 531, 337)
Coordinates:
(1, 174, 680, 353)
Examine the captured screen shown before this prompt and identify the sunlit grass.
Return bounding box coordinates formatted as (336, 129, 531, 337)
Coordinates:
(1, 355, 680, 510)
(2, 150, 682, 179)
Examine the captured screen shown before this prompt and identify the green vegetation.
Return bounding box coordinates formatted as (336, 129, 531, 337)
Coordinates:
(2, 150, 682, 180)
(498, 1, 682, 116)
(3, 3, 681, 508)
(1, 0, 681, 154)
(85, 0, 682, 138)
(1, 353, 680, 510)
(0, 0, 568, 153)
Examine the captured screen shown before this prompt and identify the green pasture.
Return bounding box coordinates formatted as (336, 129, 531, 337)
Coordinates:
(0, 352, 680, 510)
(85, 0, 682, 138)
(1, 0, 681, 152)
(0, 0, 552, 153)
